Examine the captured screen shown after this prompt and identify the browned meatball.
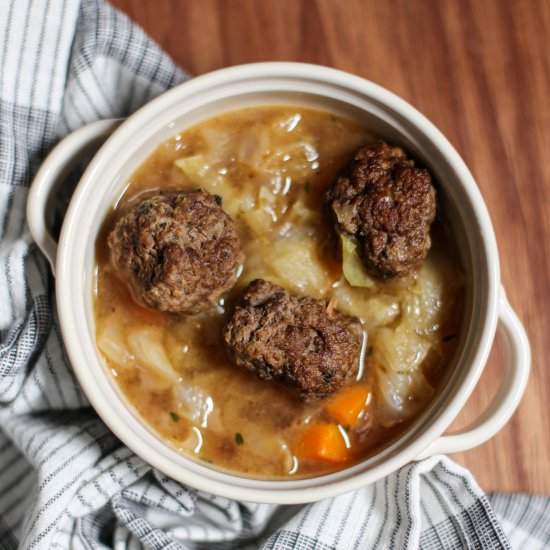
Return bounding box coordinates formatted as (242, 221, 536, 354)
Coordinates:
(223, 279, 363, 401)
(326, 141, 436, 278)
(108, 189, 244, 314)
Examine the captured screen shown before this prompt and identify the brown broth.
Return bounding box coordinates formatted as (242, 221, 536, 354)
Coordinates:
(94, 106, 463, 478)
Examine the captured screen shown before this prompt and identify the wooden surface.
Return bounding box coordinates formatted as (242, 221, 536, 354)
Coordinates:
(110, 0, 550, 494)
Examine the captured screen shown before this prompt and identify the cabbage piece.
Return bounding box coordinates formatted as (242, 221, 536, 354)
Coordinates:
(126, 327, 179, 382)
(239, 188, 256, 212)
(283, 201, 322, 230)
(259, 186, 277, 206)
(240, 235, 332, 298)
(332, 202, 357, 228)
(174, 155, 208, 179)
(333, 286, 400, 329)
(244, 199, 322, 239)
(173, 383, 221, 431)
(240, 208, 273, 237)
(179, 426, 203, 454)
(235, 113, 319, 186)
(371, 325, 434, 425)
(199, 127, 231, 164)
(97, 316, 134, 366)
(277, 113, 302, 133)
(238, 186, 279, 236)
(269, 237, 331, 296)
(259, 141, 319, 184)
(237, 132, 258, 164)
(403, 258, 443, 333)
(402, 253, 463, 336)
(340, 234, 375, 288)
(376, 366, 434, 426)
(174, 155, 240, 217)
(237, 426, 295, 474)
(374, 327, 430, 373)
(241, 119, 319, 185)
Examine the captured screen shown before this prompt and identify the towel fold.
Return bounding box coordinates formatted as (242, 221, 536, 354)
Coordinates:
(0, 0, 547, 548)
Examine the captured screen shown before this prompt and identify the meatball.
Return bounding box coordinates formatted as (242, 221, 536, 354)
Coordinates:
(223, 279, 363, 401)
(108, 189, 244, 314)
(326, 141, 436, 278)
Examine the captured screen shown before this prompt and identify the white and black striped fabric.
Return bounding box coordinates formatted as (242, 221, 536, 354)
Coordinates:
(0, 0, 547, 548)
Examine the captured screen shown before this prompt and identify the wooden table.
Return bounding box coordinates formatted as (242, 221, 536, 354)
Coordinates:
(110, 0, 550, 494)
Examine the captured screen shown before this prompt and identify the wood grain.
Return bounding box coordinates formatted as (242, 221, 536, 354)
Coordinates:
(109, 0, 550, 494)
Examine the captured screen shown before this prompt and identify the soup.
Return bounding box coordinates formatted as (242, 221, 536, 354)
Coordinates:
(94, 106, 464, 478)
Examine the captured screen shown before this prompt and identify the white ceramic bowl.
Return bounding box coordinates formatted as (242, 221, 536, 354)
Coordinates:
(27, 62, 530, 504)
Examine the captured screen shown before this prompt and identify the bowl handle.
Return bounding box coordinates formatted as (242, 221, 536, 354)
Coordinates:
(416, 287, 530, 460)
(27, 119, 123, 275)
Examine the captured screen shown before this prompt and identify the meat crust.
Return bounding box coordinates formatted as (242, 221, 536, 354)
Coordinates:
(223, 279, 363, 401)
(108, 189, 244, 314)
(326, 141, 436, 277)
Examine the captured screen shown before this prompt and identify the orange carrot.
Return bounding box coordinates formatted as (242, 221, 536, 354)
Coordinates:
(324, 385, 371, 428)
(295, 423, 350, 463)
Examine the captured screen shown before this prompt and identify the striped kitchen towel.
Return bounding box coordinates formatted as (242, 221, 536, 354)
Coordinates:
(0, 0, 548, 548)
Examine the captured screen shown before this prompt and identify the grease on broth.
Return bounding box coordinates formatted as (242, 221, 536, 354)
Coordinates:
(94, 106, 464, 478)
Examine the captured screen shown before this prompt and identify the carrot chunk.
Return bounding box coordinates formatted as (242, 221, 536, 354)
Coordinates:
(324, 385, 371, 428)
(296, 423, 350, 463)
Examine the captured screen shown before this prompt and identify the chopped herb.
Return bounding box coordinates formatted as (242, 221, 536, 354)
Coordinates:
(169, 411, 179, 422)
(344, 424, 351, 432)
(304, 181, 310, 192)
(366, 346, 373, 357)
(442, 334, 457, 343)
(235, 432, 244, 446)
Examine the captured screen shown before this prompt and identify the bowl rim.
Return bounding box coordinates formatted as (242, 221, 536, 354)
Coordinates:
(55, 62, 500, 503)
